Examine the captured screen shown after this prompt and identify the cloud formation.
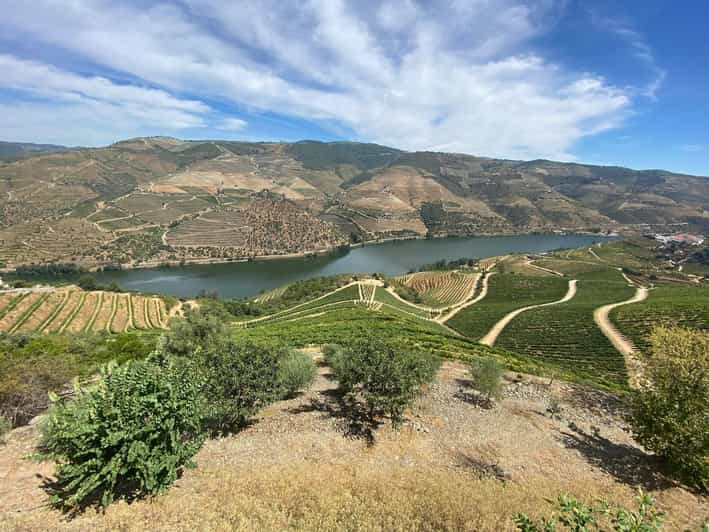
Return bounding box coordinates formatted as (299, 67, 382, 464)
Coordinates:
(0, 0, 642, 158)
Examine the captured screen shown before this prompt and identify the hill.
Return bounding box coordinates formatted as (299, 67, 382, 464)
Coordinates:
(0, 137, 707, 269)
(0, 141, 68, 161)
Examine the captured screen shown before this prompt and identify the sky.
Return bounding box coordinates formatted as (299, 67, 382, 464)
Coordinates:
(0, 0, 707, 176)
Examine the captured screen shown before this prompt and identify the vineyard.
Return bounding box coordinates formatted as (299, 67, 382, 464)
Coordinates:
(446, 274, 568, 340)
(495, 279, 636, 388)
(610, 285, 709, 354)
(0, 289, 169, 334)
(396, 271, 479, 307)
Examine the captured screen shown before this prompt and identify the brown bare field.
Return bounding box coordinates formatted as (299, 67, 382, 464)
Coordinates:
(66, 292, 100, 333)
(0, 292, 42, 332)
(156, 298, 169, 327)
(131, 296, 150, 329)
(43, 291, 81, 333)
(0, 292, 17, 313)
(83, 291, 104, 332)
(15, 291, 65, 333)
(110, 294, 130, 333)
(91, 292, 117, 332)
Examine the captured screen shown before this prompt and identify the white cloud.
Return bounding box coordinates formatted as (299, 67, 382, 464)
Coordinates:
(589, 13, 666, 100)
(0, 0, 637, 159)
(216, 118, 248, 131)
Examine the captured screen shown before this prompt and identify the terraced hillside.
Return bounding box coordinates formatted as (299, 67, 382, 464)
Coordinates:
(0, 289, 169, 334)
(610, 285, 709, 354)
(1, 137, 708, 269)
(395, 271, 479, 307)
(447, 274, 568, 339)
(495, 274, 636, 388)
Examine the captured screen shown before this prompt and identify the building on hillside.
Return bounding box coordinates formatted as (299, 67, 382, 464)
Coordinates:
(654, 233, 705, 246)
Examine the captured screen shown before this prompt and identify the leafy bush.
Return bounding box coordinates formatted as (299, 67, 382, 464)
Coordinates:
(630, 326, 708, 491)
(279, 350, 317, 397)
(198, 339, 285, 433)
(37, 358, 205, 510)
(514, 491, 664, 531)
(469, 358, 504, 405)
(333, 339, 439, 427)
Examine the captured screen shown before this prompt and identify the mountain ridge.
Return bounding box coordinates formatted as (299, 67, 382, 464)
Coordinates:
(0, 137, 707, 269)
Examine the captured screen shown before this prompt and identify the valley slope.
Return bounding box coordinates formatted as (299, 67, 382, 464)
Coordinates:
(1, 137, 707, 269)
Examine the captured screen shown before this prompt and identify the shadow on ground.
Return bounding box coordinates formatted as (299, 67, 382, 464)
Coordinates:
(560, 424, 675, 491)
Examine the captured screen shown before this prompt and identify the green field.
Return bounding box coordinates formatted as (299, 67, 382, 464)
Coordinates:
(496, 278, 636, 388)
(446, 274, 568, 339)
(611, 285, 709, 354)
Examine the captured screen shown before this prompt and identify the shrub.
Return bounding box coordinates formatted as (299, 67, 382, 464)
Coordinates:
(334, 339, 439, 427)
(514, 490, 664, 531)
(630, 326, 708, 491)
(198, 339, 285, 433)
(279, 350, 317, 397)
(162, 309, 227, 358)
(322, 343, 344, 373)
(469, 358, 504, 405)
(36, 358, 205, 510)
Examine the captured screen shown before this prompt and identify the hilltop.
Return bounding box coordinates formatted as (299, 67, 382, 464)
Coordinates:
(0, 137, 708, 269)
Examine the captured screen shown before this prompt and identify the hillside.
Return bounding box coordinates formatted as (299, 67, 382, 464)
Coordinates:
(0, 141, 68, 161)
(0, 137, 707, 269)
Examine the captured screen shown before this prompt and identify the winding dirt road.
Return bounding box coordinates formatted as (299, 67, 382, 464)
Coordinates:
(479, 279, 578, 347)
(593, 286, 649, 387)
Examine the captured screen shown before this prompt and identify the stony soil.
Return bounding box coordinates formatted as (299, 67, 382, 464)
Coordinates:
(0, 358, 706, 530)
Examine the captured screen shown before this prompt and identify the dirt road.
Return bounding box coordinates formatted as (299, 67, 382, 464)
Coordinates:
(479, 279, 578, 347)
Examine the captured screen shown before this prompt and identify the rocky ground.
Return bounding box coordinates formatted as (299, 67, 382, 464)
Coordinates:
(0, 358, 706, 531)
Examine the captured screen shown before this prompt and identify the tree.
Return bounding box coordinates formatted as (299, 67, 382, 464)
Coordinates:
(469, 358, 504, 406)
(162, 309, 227, 358)
(77, 275, 97, 291)
(198, 339, 285, 433)
(333, 339, 439, 427)
(630, 326, 708, 491)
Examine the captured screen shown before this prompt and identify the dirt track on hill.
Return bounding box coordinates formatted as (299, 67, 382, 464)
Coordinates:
(479, 279, 578, 347)
(593, 286, 649, 388)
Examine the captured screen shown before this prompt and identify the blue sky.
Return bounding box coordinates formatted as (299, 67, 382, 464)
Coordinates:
(0, 0, 707, 176)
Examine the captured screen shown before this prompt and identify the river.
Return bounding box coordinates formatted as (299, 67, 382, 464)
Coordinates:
(94, 234, 609, 299)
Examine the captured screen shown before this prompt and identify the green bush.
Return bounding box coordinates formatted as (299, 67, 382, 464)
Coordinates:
(37, 358, 205, 510)
(279, 350, 317, 397)
(198, 339, 285, 433)
(514, 490, 664, 531)
(630, 326, 708, 491)
(469, 358, 505, 405)
(322, 343, 344, 373)
(334, 338, 439, 427)
(162, 309, 227, 358)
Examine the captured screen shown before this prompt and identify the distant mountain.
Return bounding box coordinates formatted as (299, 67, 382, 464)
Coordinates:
(0, 137, 707, 269)
(0, 141, 68, 161)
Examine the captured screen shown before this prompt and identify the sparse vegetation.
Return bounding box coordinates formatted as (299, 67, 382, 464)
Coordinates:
(470, 358, 504, 405)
